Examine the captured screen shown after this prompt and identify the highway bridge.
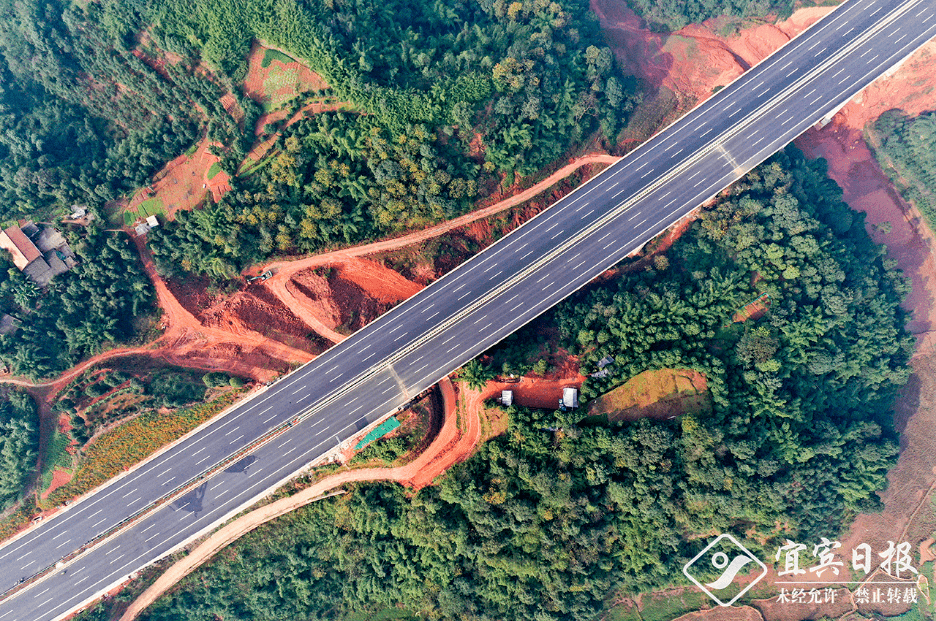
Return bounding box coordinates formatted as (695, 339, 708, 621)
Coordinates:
(1, 0, 934, 618)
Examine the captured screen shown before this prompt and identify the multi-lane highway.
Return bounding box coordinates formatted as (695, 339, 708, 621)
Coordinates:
(1, 0, 935, 619)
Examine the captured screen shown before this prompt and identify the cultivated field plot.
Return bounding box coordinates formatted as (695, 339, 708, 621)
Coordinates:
(122, 197, 167, 226)
(243, 43, 329, 112)
(113, 137, 228, 226)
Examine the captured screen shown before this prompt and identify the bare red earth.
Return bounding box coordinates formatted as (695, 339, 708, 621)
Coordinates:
(591, 0, 834, 110)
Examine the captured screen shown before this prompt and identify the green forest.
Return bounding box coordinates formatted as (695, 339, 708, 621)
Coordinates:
(0, 390, 38, 509)
(0, 229, 155, 379)
(0, 0, 259, 221)
(0, 0, 637, 248)
(148, 115, 482, 277)
(138, 0, 634, 171)
(489, 145, 910, 526)
(625, 0, 797, 32)
(85, 148, 909, 621)
(869, 109, 936, 232)
(137, 0, 639, 277)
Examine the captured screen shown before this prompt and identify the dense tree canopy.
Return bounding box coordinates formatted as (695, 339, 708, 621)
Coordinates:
(137, 0, 640, 278)
(149, 114, 480, 277)
(493, 147, 911, 528)
(0, 390, 38, 509)
(0, 0, 637, 226)
(0, 0, 258, 220)
(0, 0, 640, 286)
(138, 0, 636, 174)
(625, 0, 797, 32)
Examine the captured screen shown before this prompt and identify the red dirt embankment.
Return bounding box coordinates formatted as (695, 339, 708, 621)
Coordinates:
(252, 154, 621, 343)
(266, 257, 423, 344)
(40, 470, 72, 501)
(797, 39, 936, 342)
(2, 155, 621, 408)
(592, 1, 835, 109)
(131, 239, 314, 381)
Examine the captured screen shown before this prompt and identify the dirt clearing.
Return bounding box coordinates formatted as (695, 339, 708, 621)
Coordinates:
(258, 256, 423, 345)
(40, 469, 73, 500)
(591, 1, 835, 142)
(116, 136, 226, 225)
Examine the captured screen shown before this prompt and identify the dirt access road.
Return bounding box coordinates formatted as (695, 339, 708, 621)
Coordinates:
(253, 153, 621, 344)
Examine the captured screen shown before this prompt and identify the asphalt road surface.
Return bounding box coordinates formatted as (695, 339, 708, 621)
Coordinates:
(1, 0, 935, 618)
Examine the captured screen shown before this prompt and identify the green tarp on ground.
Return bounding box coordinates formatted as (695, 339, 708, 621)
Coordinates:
(355, 416, 400, 449)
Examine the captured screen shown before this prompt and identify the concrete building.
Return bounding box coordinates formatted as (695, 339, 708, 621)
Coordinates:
(134, 216, 159, 236)
(561, 387, 578, 410)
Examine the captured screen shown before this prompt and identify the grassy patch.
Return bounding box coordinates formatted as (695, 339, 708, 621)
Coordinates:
(343, 608, 419, 621)
(138, 197, 165, 217)
(587, 367, 710, 423)
(184, 142, 199, 157)
(261, 47, 295, 68)
(867, 110, 936, 234)
(45, 391, 243, 506)
(39, 428, 73, 492)
(637, 589, 711, 621)
(207, 162, 222, 179)
(0, 497, 36, 543)
(262, 65, 304, 111)
(239, 152, 277, 177)
(604, 601, 642, 621)
(121, 197, 166, 226)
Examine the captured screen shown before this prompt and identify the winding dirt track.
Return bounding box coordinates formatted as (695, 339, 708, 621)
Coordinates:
(0, 240, 315, 397)
(255, 153, 620, 344)
(252, 154, 621, 279)
(119, 378, 469, 621)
